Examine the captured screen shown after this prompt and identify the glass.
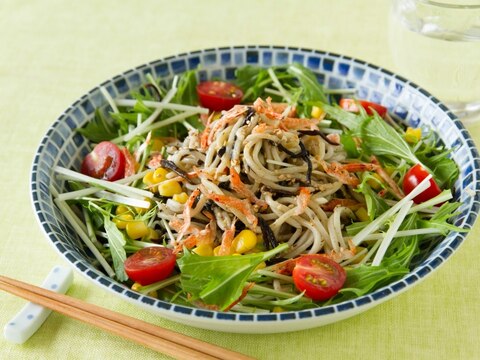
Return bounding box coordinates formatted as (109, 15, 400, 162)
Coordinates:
(389, 0, 480, 123)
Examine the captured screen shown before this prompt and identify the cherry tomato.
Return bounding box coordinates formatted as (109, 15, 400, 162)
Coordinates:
(196, 81, 243, 111)
(124, 247, 176, 286)
(81, 141, 125, 181)
(403, 164, 442, 204)
(292, 254, 346, 301)
(339, 98, 388, 118)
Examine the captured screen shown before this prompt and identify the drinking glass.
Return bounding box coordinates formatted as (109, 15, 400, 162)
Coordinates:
(389, 0, 480, 123)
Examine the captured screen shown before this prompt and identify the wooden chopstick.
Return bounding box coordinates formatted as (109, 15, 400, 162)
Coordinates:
(0, 275, 254, 360)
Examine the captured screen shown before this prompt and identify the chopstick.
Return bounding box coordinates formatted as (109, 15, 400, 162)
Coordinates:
(0, 275, 254, 360)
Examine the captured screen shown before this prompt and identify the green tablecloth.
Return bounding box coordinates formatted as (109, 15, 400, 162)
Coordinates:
(1, 1, 479, 359)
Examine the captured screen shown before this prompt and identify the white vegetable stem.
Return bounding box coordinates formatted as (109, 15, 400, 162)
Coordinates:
(96, 190, 151, 209)
(115, 99, 209, 114)
(142, 111, 198, 133)
(112, 75, 179, 143)
(356, 228, 443, 241)
(99, 86, 120, 114)
(50, 186, 116, 278)
(371, 200, 413, 266)
(57, 169, 151, 201)
(53, 166, 153, 200)
(267, 68, 292, 103)
(352, 174, 433, 246)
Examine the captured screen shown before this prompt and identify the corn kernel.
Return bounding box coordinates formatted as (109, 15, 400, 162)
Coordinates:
(153, 167, 169, 183)
(126, 220, 150, 239)
(193, 244, 214, 257)
(113, 214, 133, 229)
(367, 173, 383, 190)
(355, 207, 370, 222)
(147, 290, 158, 298)
(151, 138, 165, 152)
(135, 198, 153, 214)
(255, 261, 267, 271)
(213, 245, 222, 256)
(405, 127, 422, 144)
(232, 230, 257, 254)
(311, 105, 324, 119)
(157, 180, 182, 197)
(131, 282, 142, 291)
(143, 171, 155, 185)
(272, 306, 284, 313)
(131, 283, 157, 297)
(115, 205, 130, 215)
(147, 228, 161, 241)
(172, 192, 189, 204)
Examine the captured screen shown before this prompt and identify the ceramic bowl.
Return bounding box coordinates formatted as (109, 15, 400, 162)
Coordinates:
(31, 45, 480, 333)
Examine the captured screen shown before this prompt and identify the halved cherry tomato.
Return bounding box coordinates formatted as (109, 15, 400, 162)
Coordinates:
(292, 254, 346, 301)
(124, 247, 176, 286)
(339, 98, 388, 118)
(403, 164, 442, 204)
(196, 81, 243, 111)
(81, 141, 126, 181)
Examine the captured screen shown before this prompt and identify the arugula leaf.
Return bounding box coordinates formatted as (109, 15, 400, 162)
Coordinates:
(340, 131, 360, 158)
(360, 113, 419, 164)
(328, 264, 409, 303)
(77, 109, 118, 142)
(104, 216, 128, 281)
(383, 213, 420, 268)
(173, 69, 198, 106)
(417, 151, 459, 189)
(177, 243, 288, 310)
(418, 202, 467, 235)
(322, 103, 361, 130)
(287, 63, 327, 104)
(235, 66, 274, 102)
(356, 177, 389, 221)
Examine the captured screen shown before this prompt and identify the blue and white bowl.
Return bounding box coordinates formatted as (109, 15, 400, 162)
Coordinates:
(30, 46, 480, 333)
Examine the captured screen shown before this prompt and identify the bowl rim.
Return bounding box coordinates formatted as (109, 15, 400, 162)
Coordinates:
(30, 45, 480, 332)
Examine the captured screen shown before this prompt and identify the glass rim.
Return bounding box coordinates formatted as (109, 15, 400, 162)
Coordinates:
(417, 0, 480, 9)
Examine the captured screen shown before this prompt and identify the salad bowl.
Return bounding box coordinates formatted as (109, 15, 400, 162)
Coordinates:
(30, 45, 480, 333)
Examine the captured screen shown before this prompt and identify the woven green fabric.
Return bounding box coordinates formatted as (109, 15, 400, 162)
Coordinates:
(0, 1, 479, 359)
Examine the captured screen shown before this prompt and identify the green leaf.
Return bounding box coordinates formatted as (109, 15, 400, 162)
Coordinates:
(383, 213, 420, 268)
(361, 113, 419, 164)
(340, 131, 360, 158)
(77, 109, 118, 142)
(286, 63, 328, 104)
(173, 69, 198, 106)
(103, 216, 128, 281)
(356, 177, 389, 221)
(328, 264, 409, 303)
(418, 202, 467, 235)
(418, 151, 459, 189)
(177, 243, 289, 310)
(235, 66, 273, 102)
(322, 103, 361, 130)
